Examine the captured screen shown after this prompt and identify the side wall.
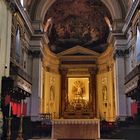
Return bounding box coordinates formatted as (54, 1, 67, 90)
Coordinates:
(97, 46, 116, 121)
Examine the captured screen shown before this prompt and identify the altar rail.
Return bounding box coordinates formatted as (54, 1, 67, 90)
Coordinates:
(51, 119, 100, 139)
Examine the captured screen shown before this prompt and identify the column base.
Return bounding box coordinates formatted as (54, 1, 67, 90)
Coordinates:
(117, 115, 127, 121)
(31, 116, 40, 121)
(16, 133, 23, 140)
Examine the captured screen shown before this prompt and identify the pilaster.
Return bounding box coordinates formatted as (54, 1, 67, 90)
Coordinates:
(30, 49, 43, 121)
(89, 68, 97, 117)
(29, 18, 49, 121)
(113, 34, 128, 120)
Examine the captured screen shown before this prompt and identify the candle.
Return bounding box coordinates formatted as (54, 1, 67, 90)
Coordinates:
(9, 102, 11, 117)
(46, 104, 49, 113)
(21, 100, 23, 116)
(48, 103, 50, 113)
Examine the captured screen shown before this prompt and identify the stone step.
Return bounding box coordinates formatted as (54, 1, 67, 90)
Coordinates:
(29, 138, 125, 140)
(99, 139, 125, 140)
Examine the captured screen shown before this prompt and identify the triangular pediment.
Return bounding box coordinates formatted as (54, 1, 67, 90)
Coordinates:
(57, 45, 100, 57)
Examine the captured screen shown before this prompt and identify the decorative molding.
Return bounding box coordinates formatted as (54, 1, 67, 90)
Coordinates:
(57, 45, 100, 57)
(52, 119, 99, 124)
(15, 75, 32, 94)
(28, 50, 43, 58)
(125, 64, 140, 84)
(67, 68, 89, 76)
(113, 49, 129, 59)
(4, 0, 17, 12)
(97, 65, 109, 73)
(125, 75, 139, 94)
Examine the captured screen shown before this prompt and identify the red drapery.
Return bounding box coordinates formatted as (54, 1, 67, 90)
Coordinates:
(131, 102, 138, 118)
(11, 101, 27, 117)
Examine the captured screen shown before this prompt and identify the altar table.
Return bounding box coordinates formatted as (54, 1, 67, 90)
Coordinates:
(51, 119, 100, 139)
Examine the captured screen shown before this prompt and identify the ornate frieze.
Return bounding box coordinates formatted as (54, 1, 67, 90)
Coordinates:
(15, 75, 32, 94)
(97, 64, 112, 73)
(52, 119, 99, 124)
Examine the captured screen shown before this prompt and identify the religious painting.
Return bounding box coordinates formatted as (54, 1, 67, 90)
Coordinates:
(67, 78, 89, 111)
(44, 0, 112, 53)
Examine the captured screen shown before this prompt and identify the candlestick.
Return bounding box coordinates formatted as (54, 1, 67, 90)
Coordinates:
(46, 103, 49, 113)
(9, 102, 11, 117)
(21, 100, 23, 116)
(16, 100, 24, 140)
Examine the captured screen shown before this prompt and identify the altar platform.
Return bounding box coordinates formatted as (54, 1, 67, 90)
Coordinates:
(51, 119, 100, 139)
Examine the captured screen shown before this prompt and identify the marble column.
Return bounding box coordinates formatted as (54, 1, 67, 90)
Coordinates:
(114, 49, 128, 120)
(124, 51, 132, 116)
(30, 50, 43, 121)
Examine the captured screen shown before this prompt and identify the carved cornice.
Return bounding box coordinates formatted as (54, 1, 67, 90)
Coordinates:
(13, 0, 34, 34)
(123, 0, 140, 32)
(125, 64, 140, 84)
(10, 64, 32, 84)
(113, 49, 129, 59)
(42, 64, 59, 74)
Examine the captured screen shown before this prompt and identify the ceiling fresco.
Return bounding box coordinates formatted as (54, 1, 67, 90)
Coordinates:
(44, 0, 112, 54)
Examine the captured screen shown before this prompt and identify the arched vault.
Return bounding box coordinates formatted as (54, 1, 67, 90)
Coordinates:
(27, 0, 127, 22)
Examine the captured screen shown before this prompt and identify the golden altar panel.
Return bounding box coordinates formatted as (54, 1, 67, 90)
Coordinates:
(51, 119, 100, 139)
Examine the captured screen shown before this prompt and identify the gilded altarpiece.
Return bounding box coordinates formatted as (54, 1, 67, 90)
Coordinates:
(60, 68, 96, 119)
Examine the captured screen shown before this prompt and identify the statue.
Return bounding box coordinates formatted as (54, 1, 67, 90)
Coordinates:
(44, 17, 53, 36)
(104, 16, 112, 31)
(49, 86, 56, 117)
(102, 86, 107, 101)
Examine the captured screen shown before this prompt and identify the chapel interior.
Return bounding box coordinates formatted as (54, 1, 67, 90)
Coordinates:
(0, 0, 140, 139)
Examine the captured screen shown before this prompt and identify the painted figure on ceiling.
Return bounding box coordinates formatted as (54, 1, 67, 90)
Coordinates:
(44, 17, 53, 36)
(44, 0, 112, 53)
